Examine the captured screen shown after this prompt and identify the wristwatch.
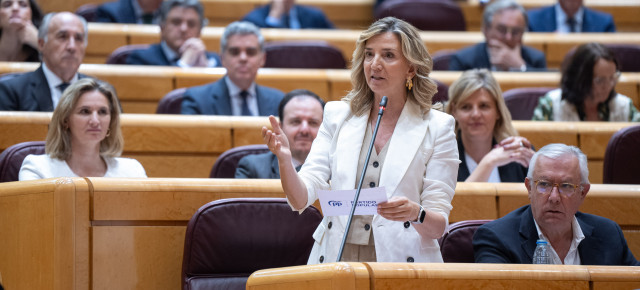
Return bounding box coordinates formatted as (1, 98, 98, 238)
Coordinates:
(411, 205, 426, 224)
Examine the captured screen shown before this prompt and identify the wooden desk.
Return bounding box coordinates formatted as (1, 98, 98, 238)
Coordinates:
(0, 177, 286, 290)
(0, 111, 636, 182)
(84, 23, 640, 68)
(247, 262, 640, 290)
(1, 179, 639, 290)
(1, 63, 639, 114)
(42, 0, 640, 32)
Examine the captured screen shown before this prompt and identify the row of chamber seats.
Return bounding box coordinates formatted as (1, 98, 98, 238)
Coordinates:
(3, 124, 640, 184)
(154, 80, 450, 114)
(67, 0, 640, 32)
(154, 82, 540, 119)
(73, 0, 469, 31)
(430, 44, 640, 72)
(107, 41, 348, 69)
(181, 196, 489, 289)
(3, 176, 638, 290)
(104, 42, 640, 71)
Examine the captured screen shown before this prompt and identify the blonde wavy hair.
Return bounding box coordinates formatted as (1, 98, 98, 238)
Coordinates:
(444, 69, 517, 141)
(343, 17, 438, 116)
(46, 78, 124, 160)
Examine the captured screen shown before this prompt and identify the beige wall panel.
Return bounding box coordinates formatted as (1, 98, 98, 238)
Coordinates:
(231, 117, 271, 147)
(121, 102, 158, 114)
(450, 182, 497, 222)
(0, 191, 55, 290)
(123, 155, 217, 178)
(588, 161, 604, 184)
(247, 262, 370, 290)
(577, 123, 635, 158)
(590, 265, 640, 290)
(92, 226, 185, 290)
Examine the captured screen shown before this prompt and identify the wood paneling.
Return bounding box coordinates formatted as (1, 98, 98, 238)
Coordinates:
(81, 23, 640, 67)
(92, 226, 185, 290)
(1, 178, 639, 290)
(248, 262, 640, 290)
(40, 0, 640, 31)
(0, 111, 636, 182)
(1, 63, 639, 114)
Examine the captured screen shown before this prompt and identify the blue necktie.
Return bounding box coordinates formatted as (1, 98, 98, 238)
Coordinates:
(567, 17, 577, 33)
(240, 91, 252, 116)
(142, 13, 154, 24)
(58, 82, 70, 94)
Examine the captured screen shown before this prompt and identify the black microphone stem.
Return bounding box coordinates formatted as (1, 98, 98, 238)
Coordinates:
(336, 96, 388, 262)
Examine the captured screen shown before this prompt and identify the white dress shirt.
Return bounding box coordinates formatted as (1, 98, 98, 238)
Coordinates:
(534, 216, 585, 265)
(555, 4, 584, 33)
(224, 77, 259, 116)
(41, 62, 79, 109)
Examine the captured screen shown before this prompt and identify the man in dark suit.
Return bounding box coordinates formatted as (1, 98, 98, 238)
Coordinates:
(527, 0, 616, 33)
(473, 143, 639, 265)
(0, 12, 91, 111)
(125, 0, 221, 67)
(95, 0, 162, 24)
(449, 0, 546, 71)
(242, 0, 334, 29)
(181, 21, 284, 115)
(236, 89, 325, 179)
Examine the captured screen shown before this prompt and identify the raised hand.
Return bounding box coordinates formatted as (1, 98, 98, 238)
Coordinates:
(262, 115, 292, 161)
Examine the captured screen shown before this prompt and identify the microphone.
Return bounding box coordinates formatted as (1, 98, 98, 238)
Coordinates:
(336, 95, 388, 262)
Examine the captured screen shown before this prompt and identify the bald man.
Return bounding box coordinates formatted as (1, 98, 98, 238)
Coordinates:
(0, 12, 93, 111)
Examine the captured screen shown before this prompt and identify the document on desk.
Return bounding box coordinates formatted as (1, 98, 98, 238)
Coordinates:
(318, 187, 388, 216)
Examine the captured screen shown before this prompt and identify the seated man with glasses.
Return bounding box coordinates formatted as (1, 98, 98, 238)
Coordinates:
(449, 0, 547, 71)
(473, 143, 639, 265)
(533, 42, 640, 122)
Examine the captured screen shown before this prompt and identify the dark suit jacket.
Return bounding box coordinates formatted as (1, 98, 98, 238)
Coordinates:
(242, 4, 334, 29)
(0, 66, 89, 111)
(449, 42, 547, 71)
(456, 135, 528, 182)
(125, 43, 221, 67)
(95, 0, 137, 24)
(235, 152, 280, 179)
(181, 76, 284, 115)
(527, 5, 616, 33)
(473, 205, 640, 265)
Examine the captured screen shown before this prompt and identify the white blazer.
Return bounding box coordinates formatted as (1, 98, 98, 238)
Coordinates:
(296, 100, 460, 264)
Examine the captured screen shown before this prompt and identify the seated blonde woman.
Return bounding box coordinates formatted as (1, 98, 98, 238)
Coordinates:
(19, 79, 146, 180)
(445, 69, 534, 182)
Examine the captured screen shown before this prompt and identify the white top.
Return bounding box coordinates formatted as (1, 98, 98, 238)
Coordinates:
(42, 62, 79, 109)
(534, 216, 585, 265)
(464, 152, 501, 183)
(19, 154, 147, 180)
(296, 100, 459, 264)
(539, 88, 638, 122)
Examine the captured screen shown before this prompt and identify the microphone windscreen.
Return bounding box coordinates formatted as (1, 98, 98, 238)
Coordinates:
(380, 96, 388, 107)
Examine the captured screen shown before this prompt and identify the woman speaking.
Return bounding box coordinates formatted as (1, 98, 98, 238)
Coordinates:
(263, 17, 459, 264)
